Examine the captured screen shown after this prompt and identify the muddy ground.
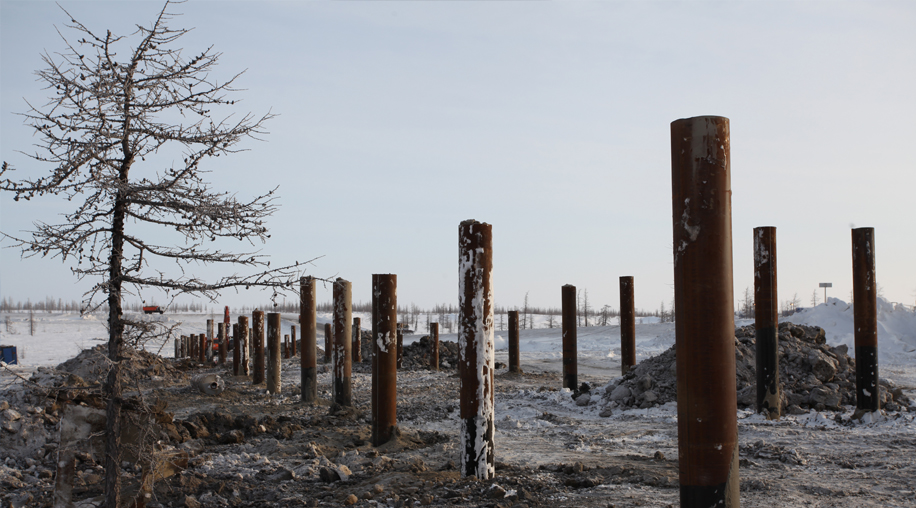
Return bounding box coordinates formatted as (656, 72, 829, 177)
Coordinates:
(3, 336, 916, 508)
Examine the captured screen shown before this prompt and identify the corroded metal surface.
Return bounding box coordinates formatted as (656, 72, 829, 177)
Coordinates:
(852, 227, 879, 411)
(458, 220, 495, 479)
(561, 284, 577, 390)
(333, 278, 353, 407)
(267, 313, 281, 394)
(372, 274, 398, 446)
(619, 276, 635, 375)
(754, 226, 780, 419)
(253, 311, 265, 385)
(508, 311, 520, 374)
(671, 115, 739, 507)
(301, 277, 318, 403)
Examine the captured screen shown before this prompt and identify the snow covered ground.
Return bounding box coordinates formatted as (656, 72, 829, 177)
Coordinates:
(2, 298, 916, 507)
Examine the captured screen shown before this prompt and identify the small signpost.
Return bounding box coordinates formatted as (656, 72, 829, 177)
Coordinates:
(819, 282, 832, 304)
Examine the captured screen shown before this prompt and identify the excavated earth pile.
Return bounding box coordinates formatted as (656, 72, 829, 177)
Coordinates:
(601, 322, 912, 413)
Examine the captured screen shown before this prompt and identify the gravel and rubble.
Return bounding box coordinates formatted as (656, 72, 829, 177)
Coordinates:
(2, 323, 916, 507)
(600, 322, 913, 414)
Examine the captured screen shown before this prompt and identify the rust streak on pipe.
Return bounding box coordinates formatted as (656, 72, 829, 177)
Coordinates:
(430, 322, 440, 371)
(253, 311, 265, 384)
(671, 115, 739, 507)
(333, 278, 353, 407)
(267, 312, 282, 394)
(301, 277, 318, 403)
(372, 274, 398, 446)
(754, 226, 780, 419)
(353, 317, 362, 363)
(852, 227, 879, 412)
(508, 311, 521, 374)
(458, 219, 495, 479)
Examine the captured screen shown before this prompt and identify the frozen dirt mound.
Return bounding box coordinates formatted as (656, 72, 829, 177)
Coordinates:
(56, 344, 186, 386)
(601, 322, 913, 413)
(352, 332, 463, 371)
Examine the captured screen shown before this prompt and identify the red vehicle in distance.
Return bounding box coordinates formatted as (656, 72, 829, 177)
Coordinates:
(142, 306, 164, 314)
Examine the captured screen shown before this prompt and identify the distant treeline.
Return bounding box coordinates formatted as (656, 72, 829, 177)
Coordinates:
(1, 296, 669, 329)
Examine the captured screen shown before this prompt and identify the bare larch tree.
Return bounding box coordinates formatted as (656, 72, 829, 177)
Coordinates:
(0, 3, 309, 505)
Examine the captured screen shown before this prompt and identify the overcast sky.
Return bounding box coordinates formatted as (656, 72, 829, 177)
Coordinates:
(2, 1, 914, 314)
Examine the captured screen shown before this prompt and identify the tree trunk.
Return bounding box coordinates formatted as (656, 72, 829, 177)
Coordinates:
(104, 98, 133, 505)
(103, 189, 127, 507)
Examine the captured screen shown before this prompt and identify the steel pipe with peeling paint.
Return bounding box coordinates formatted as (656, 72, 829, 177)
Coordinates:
(333, 278, 353, 407)
(458, 220, 495, 479)
(372, 274, 398, 446)
(671, 115, 739, 508)
(754, 226, 780, 419)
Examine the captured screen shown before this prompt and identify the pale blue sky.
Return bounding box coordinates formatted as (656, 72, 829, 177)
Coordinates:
(2, 1, 915, 313)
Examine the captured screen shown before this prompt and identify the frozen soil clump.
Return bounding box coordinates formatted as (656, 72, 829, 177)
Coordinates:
(601, 322, 913, 413)
(56, 343, 187, 387)
(352, 332, 463, 373)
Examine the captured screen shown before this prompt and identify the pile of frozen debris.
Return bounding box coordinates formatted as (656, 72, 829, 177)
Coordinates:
(601, 322, 914, 414)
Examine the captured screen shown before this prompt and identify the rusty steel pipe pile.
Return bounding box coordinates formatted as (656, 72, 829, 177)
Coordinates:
(253, 311, 265, 385)
(619, 276, 636, 375)
(671, 115, 739, 508)
(852, 227, 879, 412)
(207, 319, 215, 362)
(372, 274, 398, 446)
(352, 317, 362, 363)
(218, 324, 227, 365)
(324, 323, 332, 363)
(430, 322, 440, 371)
(333, 278, 353, 407)
(561, 284, 577, 391)
(267, 312, 282, 394)
(458, 220, 495, 479)
(238, 316, 250, 376)
(754, 226, 781, 419)
(301, 277, 318, 403)
(508, 311, 520, 374)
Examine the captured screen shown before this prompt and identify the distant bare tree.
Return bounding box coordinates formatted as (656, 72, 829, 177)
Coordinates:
(0, 3, 315, 505)
(811, 290, 820, 307)
(522, 292, 530, 331)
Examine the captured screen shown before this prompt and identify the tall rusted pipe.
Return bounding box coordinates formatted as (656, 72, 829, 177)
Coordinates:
(218, 323, 227, 365)
(852, 227, 879, 412)
(561, 284, 578, 391)
(508, 311, 520, 374)
(238, 316, 250, 376)
(283, 335, 290, 359)
(189, 334, 195, 361)
(620, 276, 636, 375)
(267, 312, 282, 394)
(430, 322, 440, 371)
(199, 334, 206, 363)
(207, 319, 214, 361)
(252, 311, 265, 384)
(372, 274, 398, 446)
(671, 115, 739, 507)
(458, 219, 495, 479)
(352, 317, 362, 363)
(324, 323, 332, 363)
(396, 323, 404, 369)
(754, 226, 780, 419)
(174, 338, 179, 359)
(291, 325, 297, 357)
(301, 277, 318, 403)
(333, 278, 353, 407)
(232, 324, 241, 375)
